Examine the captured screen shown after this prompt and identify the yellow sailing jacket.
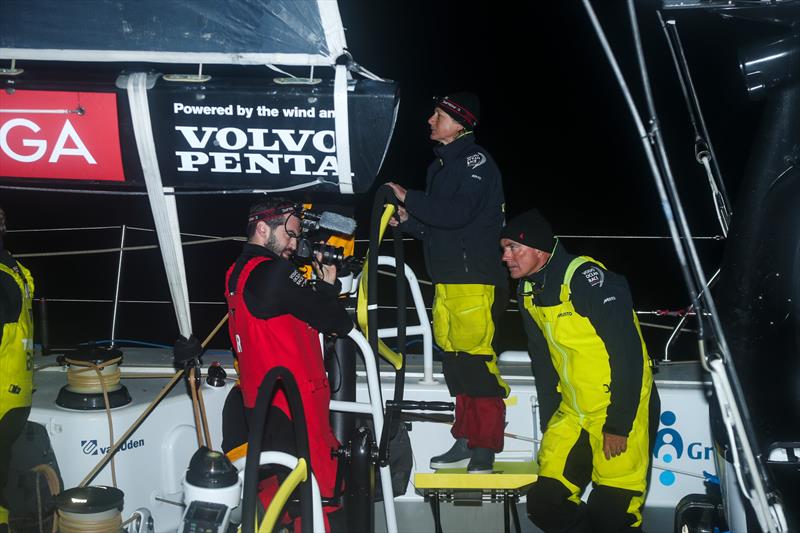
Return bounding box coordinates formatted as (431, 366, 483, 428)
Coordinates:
(523, 256, 651, 422)
(0, 260, 35, 415)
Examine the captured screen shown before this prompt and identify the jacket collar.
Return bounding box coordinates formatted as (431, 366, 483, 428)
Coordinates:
(433, 131, 476, 162)
(524, 241, 572, 289)
(242, 242, 280, 261)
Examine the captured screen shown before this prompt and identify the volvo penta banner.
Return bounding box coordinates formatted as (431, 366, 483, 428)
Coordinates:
(151, 88, 345, 189)
(0, 78, 398, 193)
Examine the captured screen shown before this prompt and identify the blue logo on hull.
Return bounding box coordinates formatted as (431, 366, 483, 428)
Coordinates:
(653, 411, 683, 486)
(653, 410, 714, 487)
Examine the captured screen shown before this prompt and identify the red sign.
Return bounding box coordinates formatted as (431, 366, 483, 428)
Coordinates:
(0, 90, 125, 182)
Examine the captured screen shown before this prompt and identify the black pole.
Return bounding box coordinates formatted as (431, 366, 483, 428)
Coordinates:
(38, 297, 50, 356)
(329, 334, 357, 446)
(367, 185, 408, 401)
(345, 426, 376, 533)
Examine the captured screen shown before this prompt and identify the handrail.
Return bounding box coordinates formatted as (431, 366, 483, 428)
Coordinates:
(340, 328, 397, 533)
(231, 452, 324, 533)
(376, 256, 436, 385)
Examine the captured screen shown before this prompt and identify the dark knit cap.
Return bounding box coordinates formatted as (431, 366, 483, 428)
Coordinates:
(501, 209, 556, 252)
(435, 92, 480, 130)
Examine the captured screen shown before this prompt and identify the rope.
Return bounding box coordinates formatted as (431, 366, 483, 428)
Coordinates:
(79, 369, 184, 487)
(56, 510, 122, 533)
(64, 357, 122, 392)
(196, 379, 213, 450)
(65, 357, 122, 487)
(188, 367, 205, 448)
(189, 313, 229, 450)
(30, 464, 60, 533)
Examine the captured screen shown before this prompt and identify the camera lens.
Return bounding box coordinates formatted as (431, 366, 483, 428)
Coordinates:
(316, 243, 345, 266)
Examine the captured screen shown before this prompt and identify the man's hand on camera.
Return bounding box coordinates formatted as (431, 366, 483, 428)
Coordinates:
(313, 252, 338, 284)
(388, 206, 409, 227)
(386, 182, 407, 203)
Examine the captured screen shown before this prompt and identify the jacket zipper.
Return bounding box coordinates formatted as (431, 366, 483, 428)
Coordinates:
(545, 321, 583, 422)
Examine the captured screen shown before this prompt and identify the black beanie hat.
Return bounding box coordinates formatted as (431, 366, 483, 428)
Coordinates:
(436, 92, 480, 130)
(501, 209, 556, 252)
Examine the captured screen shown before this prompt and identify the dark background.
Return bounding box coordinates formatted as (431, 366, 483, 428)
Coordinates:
(0, 2, 778, 359)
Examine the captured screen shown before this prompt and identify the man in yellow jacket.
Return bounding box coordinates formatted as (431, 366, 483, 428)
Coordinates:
(0, 207, 34, 532)
(501, 209, 659, 532)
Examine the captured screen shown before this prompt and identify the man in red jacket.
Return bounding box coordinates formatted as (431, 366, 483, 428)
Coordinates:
(223, 197, 353, 531)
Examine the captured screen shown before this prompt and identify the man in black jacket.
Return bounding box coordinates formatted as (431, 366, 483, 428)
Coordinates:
(501, 209, 659, 532)
(387, 92, 508, 473)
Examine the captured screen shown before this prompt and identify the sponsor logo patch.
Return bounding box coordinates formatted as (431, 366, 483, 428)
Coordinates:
(602, 296, 616, 304)
(289, 270, 307, 287)
(465, 152, 486, 170)
(582, 266, 604, 287)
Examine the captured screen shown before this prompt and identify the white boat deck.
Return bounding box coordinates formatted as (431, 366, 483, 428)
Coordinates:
(29, 348, 713, 532)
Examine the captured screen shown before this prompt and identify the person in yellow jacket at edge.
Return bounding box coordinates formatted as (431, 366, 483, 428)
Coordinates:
(500, 209, 660, 532)
(387, 91, 509, 474)
(0, 207, 35, 533)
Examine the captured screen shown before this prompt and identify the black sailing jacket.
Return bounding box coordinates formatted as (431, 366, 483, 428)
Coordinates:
(401, 133, 507, 287)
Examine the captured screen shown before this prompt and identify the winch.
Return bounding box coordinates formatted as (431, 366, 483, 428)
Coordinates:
(55, 345, 132, 410)
(55, 485, 124, 533)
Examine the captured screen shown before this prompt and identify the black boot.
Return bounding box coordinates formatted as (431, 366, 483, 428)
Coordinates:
(430, 438, 471, 469)
(467, 447, 495, 474)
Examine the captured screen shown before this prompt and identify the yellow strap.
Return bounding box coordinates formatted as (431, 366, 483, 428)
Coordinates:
(258, 458, 308, 533)
(560, 256, 606, 303)
(356, 204, 403, 370)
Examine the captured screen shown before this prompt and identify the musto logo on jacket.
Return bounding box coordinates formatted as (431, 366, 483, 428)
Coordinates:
(653, 410, 713, 486)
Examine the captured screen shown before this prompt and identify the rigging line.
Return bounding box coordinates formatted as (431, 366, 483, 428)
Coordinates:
(617, 0, 706, 323)
(34, 297, 227, 305)
(126, 226, 247, 242)
(7, 225, 123, 233)
(368, 234, 723, 243)
(554, 234, 723, 240)
(658, 14, 701, 135)
(15, 235, 242, 258)
(659, 13, 732, 212)
(0, 184, 148, 195)
(0, 181, 332, 196)
(627, 0, 744, 407)
(658, 13, 731, 235)
(626, 2, 777, 529)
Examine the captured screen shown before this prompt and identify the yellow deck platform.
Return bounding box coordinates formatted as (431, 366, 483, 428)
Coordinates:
(414, 461, 538, 490)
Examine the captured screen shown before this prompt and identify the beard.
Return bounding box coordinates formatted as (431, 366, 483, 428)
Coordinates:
(265, 231, 284, 256)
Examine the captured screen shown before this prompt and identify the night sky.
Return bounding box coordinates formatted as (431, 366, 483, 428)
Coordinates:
(0, 2, 782, 356)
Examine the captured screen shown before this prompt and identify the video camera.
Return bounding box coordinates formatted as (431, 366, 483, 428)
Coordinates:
(290, 205, 362, 271)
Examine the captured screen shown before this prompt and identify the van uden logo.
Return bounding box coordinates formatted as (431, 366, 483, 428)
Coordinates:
(81, 438, 145, 456)
(653, 411, 713, 487)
